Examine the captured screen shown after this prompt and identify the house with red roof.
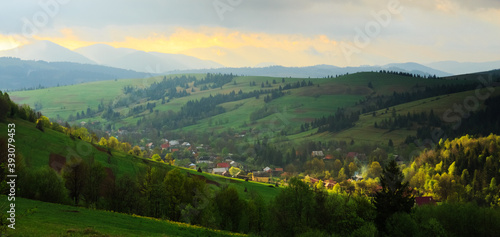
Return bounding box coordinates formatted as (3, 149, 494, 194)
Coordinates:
(217, 162, 230, 168)
(161, 143, 170, 150)
(415, 196, 436, 206)
(347, 152, 358, 159)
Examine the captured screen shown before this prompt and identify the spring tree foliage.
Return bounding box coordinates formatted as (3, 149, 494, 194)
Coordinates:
(404, 134, 500, 206)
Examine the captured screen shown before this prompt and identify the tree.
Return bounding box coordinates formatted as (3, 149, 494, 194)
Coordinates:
(0, 92, 11, 121)
(62, 158, 89, 205)
(82, 158, 106, 207)
(164, 153, 174, 165)
(337, 168, 347, 182)
(374, 160, 414, 232)
(151, 154, 162, 162)
(130, 146, 142, 157)
(98, 137, 108, 147)
(109, 174, 142, 214)
(270, 177, 314, 236)
(213, 186, 244, 232)
(367, 161, 383, 179)
(37, 116, 51, 128)
(348, 162, 358, 175)
(164, 169, 187, 221)
(108, 136, 119, 149)
(229, 166, 241, 176)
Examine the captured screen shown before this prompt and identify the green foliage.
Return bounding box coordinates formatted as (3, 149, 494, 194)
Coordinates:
(164, 169, 188, 221)
(213, 186, 244, 232)
(385, 212, 418, 237)
(107, 174, 143, 215)
(82, 159, 106, 207)
(270, 177, 314, 236)
(62, 158, 89, 205)
(374, 160, 414, 232)
(20, 167, 69, 204)
(407, 134, 500, 204)
(151, 154, 162, 162)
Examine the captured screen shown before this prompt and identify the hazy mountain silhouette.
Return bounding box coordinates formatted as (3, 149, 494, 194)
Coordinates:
(75, 44, 223, 73)
(426, 61, 500, 75)
(0, 40, 95, 65)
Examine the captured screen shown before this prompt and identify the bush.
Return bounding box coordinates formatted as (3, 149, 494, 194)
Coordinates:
(350, 222, 377, 237)
(385, 212, 418, 237)
(20, 167, 69, 204)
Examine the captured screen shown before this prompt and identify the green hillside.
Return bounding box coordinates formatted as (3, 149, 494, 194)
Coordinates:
(1, 196, 243, 237)
(0, 118, 281, 203)
(9, 72, 479, 145)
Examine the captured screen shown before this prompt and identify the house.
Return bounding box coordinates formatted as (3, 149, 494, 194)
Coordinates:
(272, 168, 283, 176)
(196, 160, 213, 164)
(217, 162, 230, 168)
(415, 196, 436, 206)
(171, 148, 179, 153)
(146, 142, 154, 149)
(311, 151, 324, 157)
(169, 140, 179, 146)
(161, 143, 170, 150)
(252, 171, 271, 183)
(351, 174, 363, 181)
(324, 154, 334, 160)
(324, 180, 337, 189)
(394, 155, 404, 165)
(230, 161, 239, 167)
(347, 152, 358, 159)
(182, 142, 191, 147)
(212, 167, 229, 175)
(263, 167, 272, 173)
(280, 172, 290, 179)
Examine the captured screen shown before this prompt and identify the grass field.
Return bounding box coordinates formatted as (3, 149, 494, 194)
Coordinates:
(1, 196, 244, 237)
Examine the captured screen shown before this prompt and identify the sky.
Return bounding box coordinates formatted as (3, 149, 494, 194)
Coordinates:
(0, 0, 499, 67)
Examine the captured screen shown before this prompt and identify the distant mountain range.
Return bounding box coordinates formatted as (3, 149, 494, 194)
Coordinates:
(166, 63, 453, 78)
(0, 57, 148, 90)
(426, 61, 500, 75)
(0, 40, 223, 73)
(74, 44, 223, 72)
(1, 40, 499, 90)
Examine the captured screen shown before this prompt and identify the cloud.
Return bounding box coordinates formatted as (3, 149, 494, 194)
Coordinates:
(0, 0, 499, 66)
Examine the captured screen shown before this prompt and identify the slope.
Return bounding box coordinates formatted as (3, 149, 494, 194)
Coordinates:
(1, 196, 243, 237)
(0, 117, 281, 203)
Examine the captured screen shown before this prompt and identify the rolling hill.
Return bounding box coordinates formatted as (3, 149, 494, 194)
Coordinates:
(9, 70, 499, 154)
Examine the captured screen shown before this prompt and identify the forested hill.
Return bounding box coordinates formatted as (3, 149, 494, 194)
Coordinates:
(0, 57, 148, 91)
(406, 134, 500, 205)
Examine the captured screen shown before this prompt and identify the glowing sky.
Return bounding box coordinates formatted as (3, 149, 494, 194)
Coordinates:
(0, 0, 499, 67)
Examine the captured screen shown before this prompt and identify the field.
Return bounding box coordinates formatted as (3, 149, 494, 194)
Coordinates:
(1, 196, 243, 237)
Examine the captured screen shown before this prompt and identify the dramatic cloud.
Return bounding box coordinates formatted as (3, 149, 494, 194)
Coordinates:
(0, 0, 498, 67)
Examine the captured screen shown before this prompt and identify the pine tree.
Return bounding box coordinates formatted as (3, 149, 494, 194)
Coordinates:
(374, 160, 414, 232)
